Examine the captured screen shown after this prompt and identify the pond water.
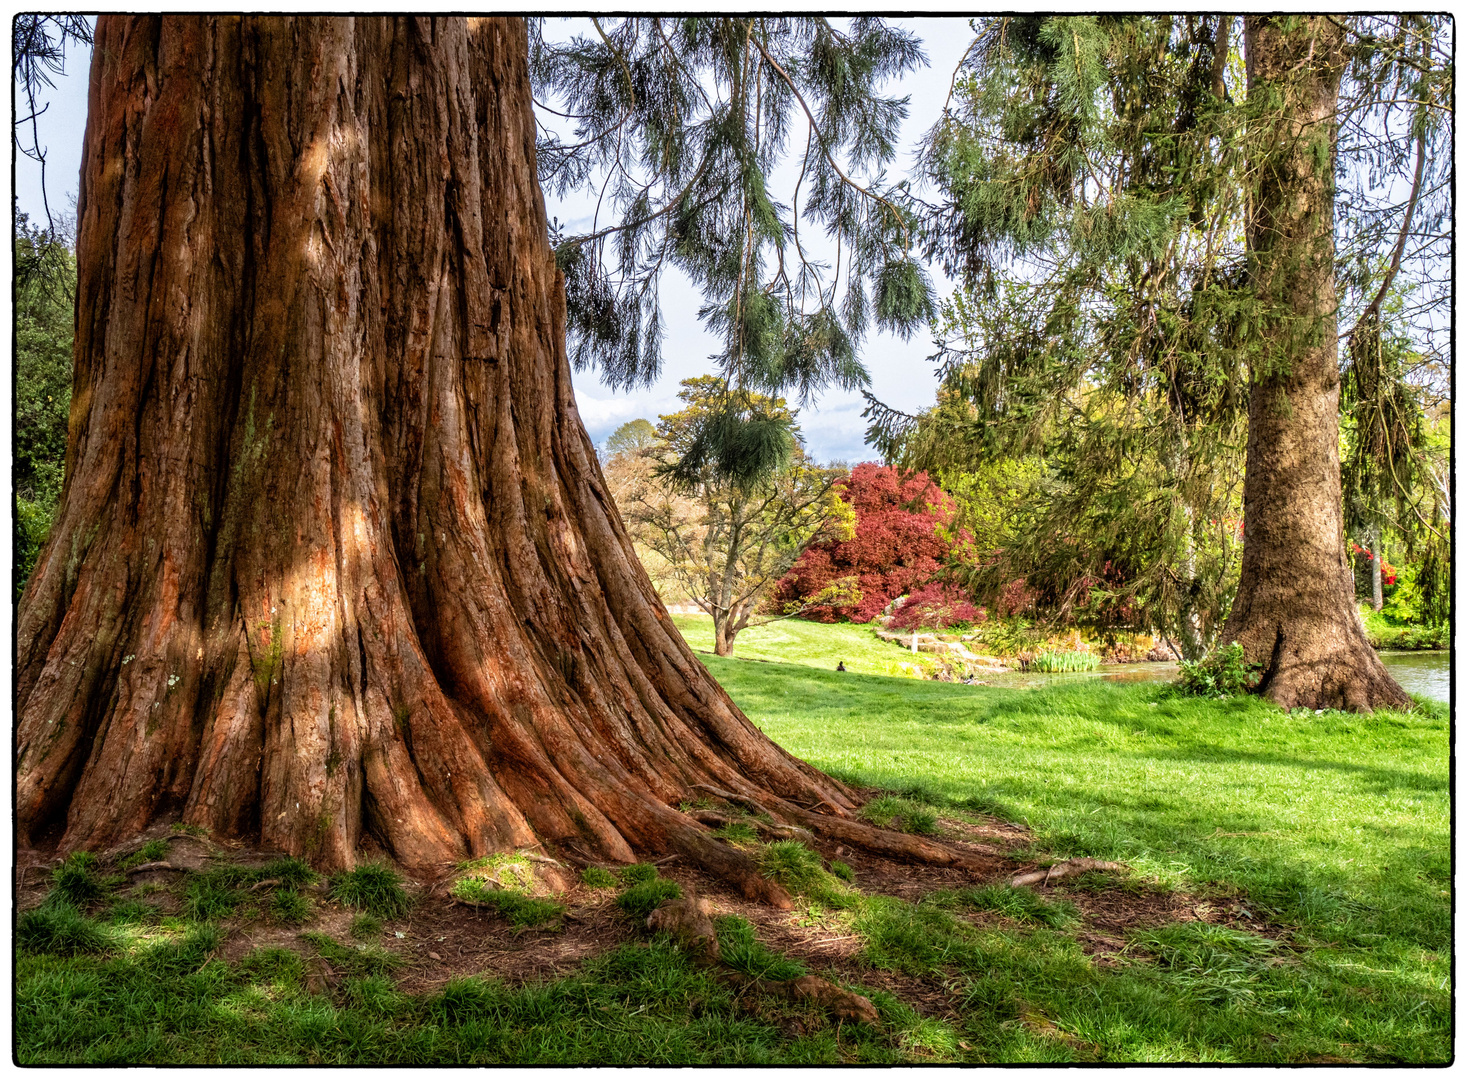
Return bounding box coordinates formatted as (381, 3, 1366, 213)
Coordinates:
(974, 650, 1451, 703)
(1377, 650, 1452, 704)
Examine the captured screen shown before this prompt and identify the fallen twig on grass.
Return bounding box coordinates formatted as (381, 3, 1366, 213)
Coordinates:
(122, 861, 188, 875)
(1010, 858, 1125, 887)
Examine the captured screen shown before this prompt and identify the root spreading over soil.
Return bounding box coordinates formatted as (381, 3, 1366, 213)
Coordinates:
(15, 806, 1289, 1031)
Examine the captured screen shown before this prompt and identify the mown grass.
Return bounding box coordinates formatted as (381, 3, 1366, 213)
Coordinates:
(704, 653, 1449, 1061)
(671, 612, 914, 675)
(16, 926, 910, 1064)
(14, 629, 1449, 1063)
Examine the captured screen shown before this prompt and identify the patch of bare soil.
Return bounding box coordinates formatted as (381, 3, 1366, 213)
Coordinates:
(14, 808, 1290, 1020)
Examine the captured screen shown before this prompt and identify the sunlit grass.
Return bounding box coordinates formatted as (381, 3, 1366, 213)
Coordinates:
(671, 612, 918, 674)
(13, 628, 1449, 1064)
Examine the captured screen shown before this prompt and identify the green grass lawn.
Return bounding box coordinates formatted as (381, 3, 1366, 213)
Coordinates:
(672, 612, 925, 674)
(706, 654, 1450, 1061)
(15, 624, 1449, 1063)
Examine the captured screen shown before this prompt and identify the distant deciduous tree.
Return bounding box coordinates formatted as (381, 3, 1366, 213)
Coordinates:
(772, 463, 970, 623)
(620, 378, 854, 656)
(603, 418, 657, 460)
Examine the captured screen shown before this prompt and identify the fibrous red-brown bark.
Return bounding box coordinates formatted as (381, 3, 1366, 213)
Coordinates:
(15, 16, 977, 894)
(1222, 17, 1411, 712)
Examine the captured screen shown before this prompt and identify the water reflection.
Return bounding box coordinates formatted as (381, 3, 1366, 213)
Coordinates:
(1378, 651, 1451, 704)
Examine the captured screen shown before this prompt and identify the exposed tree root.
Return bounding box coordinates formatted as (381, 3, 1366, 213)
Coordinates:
(646, 891, 880, 1026)
(686, 810, 815, 844)
(645, 894, 722, 960)
(725, 971, 881, 1026)
(1010, 858, 1126, 888)
(122, 862, 189, 876)
(691, 784, 787, 821)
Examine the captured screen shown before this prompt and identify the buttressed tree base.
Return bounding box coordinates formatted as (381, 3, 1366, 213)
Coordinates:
(15, 15, 985, 898)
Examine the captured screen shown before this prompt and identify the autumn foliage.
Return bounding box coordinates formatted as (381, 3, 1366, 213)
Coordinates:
(887, 583, 984, 631)
(770, 464, 973, 623)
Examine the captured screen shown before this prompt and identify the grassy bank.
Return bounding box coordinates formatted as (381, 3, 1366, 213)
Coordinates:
(16, 632, 1449, 1063)
(1359, 605, 1449, 650)
(671, 612, 918, 674)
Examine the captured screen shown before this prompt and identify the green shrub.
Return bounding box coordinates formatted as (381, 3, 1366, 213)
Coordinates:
(183, 868, 250, 921)
(238, 945, 306, 988)
(299, 931, 403, 977)
(117, 839, 171, 871)
(621, 863, 659, 884)
(17, 900, 115, 955)
(349, 913, 383, 940)
(103, 898, 163, 924)
(134, 924, 222, 978)
(450, 878, 564, 927)
(1031, 649, 1101, 673)
(714, 915, 807, 980)
(830, 860, 855, 882)
(270, 888, 313, 924)
(344, 973, 408, 1016)
(616, 877, 682, 919)
(1177, 641, 1263, 697)
(714, 821, 759, 845)
(859, 796, 906, 829)
(760, 841, 824, 892)
(261, 856, 318, 888)
(905, 807, 939, 835)
(580, 865, 619, 888)
(14, 495, 55, 600)
(51, 851, 114, 906)
(977, 618, 1037, 658)
(861, 795, 938, 835)
(329, 862, 412, 918)
(1365, 620, 1448, 650)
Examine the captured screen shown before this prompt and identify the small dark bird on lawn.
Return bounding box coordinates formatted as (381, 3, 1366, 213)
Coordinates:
(836, 661, 846, 671)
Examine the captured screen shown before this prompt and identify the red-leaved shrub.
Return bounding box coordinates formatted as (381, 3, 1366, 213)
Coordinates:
(770, 463, 975, 623)
(888, 583, 985, 632)
(995, 578, 1034, 618)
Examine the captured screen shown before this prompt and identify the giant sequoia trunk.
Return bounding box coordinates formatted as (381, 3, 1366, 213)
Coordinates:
(1222, 17, 1411, 711)
(15, 16, 974, 895)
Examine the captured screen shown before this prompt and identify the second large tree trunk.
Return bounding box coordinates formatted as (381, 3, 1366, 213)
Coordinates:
(1223, 17, 1410, 711)
(15, 16, 980, 894)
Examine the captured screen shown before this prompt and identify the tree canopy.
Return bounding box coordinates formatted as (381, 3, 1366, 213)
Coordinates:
(862, 15, 1449, 681)
(13, 213, 77, 598)
(530, 17, 937, 484)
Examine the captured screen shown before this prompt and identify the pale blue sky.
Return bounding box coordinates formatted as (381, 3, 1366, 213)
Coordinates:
(12, 17, 978, 465)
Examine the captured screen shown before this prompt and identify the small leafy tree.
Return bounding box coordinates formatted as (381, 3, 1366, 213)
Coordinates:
(772, 463, 969, 623)
(603, 418, 657, 459)
(620, 378, 854, 655)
